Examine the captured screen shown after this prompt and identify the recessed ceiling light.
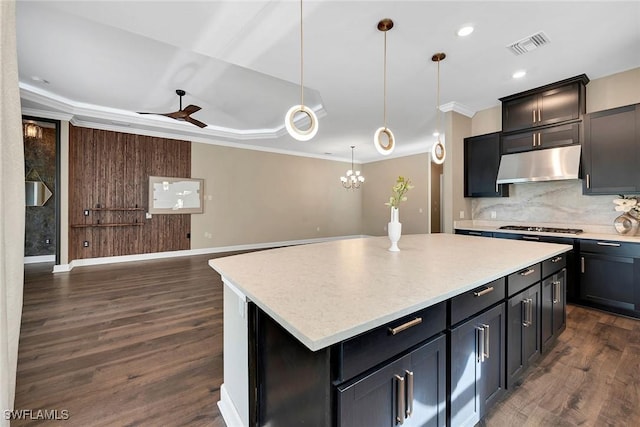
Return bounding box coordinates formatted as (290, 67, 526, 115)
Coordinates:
(512, 70, 527, 79)
(457, 26, 474, 37)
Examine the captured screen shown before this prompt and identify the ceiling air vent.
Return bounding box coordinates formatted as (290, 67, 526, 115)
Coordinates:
(507, 31, 550, 55)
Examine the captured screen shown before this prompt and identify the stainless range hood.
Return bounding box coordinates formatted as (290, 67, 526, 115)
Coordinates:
(496, 145, 581, 184)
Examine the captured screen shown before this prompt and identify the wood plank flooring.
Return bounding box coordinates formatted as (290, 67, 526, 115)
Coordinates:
(15, 256, 640, 426)
(16, 254, 229, 427)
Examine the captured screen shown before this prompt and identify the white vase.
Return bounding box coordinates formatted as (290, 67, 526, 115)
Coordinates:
(388, 207, 401, 252)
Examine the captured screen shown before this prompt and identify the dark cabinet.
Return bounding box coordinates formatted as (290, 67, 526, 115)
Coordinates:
(337, 334, 446, 427)
(501, 122, 581, 154)
(464, 132, 509, 197)
(500, 76, 588, 133)
(455, 229, 494, 238)
(582, 103, 640, 195)
(507, 284, 541, 389)
(541, 269, 567, 352)
(579, 240, 640, 317)
(450, 303, 505, 427)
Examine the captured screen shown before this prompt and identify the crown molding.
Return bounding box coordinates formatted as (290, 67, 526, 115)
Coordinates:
(439, 101, 476, 118)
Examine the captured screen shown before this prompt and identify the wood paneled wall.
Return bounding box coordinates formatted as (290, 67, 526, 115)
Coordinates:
(69, 126, 191, 260)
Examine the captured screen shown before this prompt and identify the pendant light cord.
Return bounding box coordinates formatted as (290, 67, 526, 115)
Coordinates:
(437, 58, 441, 137)
(383, 30, 387, 130)
(299, 0, 304, 107)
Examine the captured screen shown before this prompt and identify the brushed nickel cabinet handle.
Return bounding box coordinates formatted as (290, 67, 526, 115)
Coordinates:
(477, 326, 485, 363)
(405, 370, 414, 418)
(388, 317, 422, 335)
(551, 256, 563, 263)
(532, 133, 536, 147)
(553, 281, 561, 304)
(468, 231, 483, 236)
(519, 268, 536, 276)
(533, 109, 536, 123)
(395, 375, 405, 425)
(496, 182, 499, 193)
(483, 324, 490, 360)
(522, 299, 529, 327)
(581, 257, 585, 273)
(537, 133, 541, 146)
(586, 174, 590, 189)
(474, 286, 494, 297)
(523, 236, 540, 241)
(529, 298, 534, 326)
(597, 241, 621, 247)
(538, 109, 541, 123)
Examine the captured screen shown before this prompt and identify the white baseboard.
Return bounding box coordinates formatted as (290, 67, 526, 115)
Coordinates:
(24, 255, 55, 264)
(217, 384, 245, 427)
(52, 235, 367, 273)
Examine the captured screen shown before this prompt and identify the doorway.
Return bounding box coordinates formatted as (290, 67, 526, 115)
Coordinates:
(430, 162, 443, 233)
(23, 116, 60, 264)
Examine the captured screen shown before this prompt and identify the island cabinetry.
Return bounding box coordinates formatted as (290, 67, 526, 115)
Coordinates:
(449, 303, 505, 427)
(579, 240, 640, 318)
(500, 75, 588, 133)
(448, 279, 506, 427)
(464, 132, 508, 198)
(505, 264, 542, 388)
(250, 302, 448, 427)
(582, 103, 640, 195)
(541, 268, 567, 352)
(337, 334, 446, 427)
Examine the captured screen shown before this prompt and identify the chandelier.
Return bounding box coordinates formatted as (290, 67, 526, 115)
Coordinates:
(340, 146, 365, 189)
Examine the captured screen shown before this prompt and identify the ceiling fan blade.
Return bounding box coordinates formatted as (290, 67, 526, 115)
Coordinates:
(165, 111, 186, 119)
(185, 116, 207, 128)
(182, 104, 202, 115)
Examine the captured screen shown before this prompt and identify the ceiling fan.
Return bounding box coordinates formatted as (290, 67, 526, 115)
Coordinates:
(138, 89, 207, 128)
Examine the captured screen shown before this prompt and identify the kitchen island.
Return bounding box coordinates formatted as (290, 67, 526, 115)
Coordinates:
(209, 234, 572, 427)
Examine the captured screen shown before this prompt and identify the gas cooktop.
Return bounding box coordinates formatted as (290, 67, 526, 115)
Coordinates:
(499, 225, 583, 235)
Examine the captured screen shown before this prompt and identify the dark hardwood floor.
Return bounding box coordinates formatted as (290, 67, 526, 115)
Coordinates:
(15, 255, 640, 426)
(16, 254, 228, 427)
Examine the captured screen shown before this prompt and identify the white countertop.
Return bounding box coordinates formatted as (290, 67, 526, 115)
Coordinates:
(455, 220, 640, 243)
(209, 234, 571, 351)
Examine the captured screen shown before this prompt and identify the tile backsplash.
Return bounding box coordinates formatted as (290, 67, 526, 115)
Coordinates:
(471, 180, 620, 227)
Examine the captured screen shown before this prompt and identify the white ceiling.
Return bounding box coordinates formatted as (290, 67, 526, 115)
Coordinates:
(16, 1, 640, 163)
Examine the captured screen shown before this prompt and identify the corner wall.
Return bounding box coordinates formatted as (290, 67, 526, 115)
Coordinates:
(361, 153, 430, 237)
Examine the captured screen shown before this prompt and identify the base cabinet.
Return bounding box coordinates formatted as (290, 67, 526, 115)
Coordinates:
(507, 284, 541, 388)
(541, 269, 567, 352)
(337, 334, 446, 427)
(579, 240, 640, 317)
(449, 303, 506, 427)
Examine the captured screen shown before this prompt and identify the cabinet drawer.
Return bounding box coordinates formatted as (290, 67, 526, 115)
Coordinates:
(338, 302, 446, 382)
(450, 278, 505, 326)
(542, 254, 566, 278)
(581, 240, 640, 257)
(507, 264, 541, 297)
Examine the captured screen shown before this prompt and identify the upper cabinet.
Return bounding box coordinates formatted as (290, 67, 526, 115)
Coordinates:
(500, 75, 589, 133)
(582, 103, 640, 195)
(464, 132, 509, 198)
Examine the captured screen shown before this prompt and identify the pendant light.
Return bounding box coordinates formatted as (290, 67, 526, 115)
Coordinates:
(373, 18, 395, 156)
(340, 146, 365, 190)
(285, 0, 318, 141)
(431, 52, 446, 164)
